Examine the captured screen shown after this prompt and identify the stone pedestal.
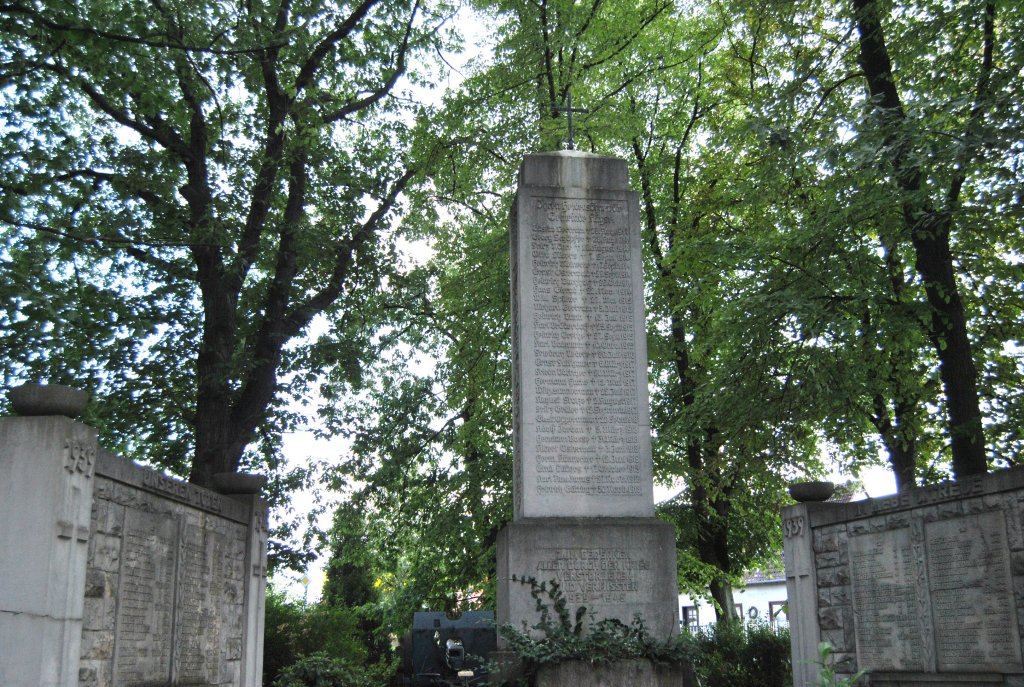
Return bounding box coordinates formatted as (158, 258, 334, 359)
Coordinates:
(497, 519, 679, 640)
(535, 659, 694, 687)
(0, 414, 98, 687)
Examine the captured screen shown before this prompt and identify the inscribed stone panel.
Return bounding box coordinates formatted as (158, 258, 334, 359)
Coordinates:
(848, 527, 924, 671)
(925, 511, 1022, 671)
(496, 519, 679, 641)
(535, 546, 650, 605)
(173, 522, 220, 684)
(530, 197, 639, 499)
(511, 182, 653, 518)
(113, 508, 178, 685)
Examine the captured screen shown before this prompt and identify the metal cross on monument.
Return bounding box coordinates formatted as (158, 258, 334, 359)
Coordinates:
(555, 87, 589, 150)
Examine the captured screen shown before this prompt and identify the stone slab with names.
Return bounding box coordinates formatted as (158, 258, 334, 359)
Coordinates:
(509, 150, 654, 520)
(782, 467, 1024, 687)
(0, 385, 268, 687)
(497, 151, 680, 652)
(85, 450, 266, 687)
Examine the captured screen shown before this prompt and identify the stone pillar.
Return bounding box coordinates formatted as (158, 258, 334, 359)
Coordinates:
(782, 503, 819, 687)
(0, 385, 96, 687)
(238, 493, 269, 687)
(497, 151, 679, 643)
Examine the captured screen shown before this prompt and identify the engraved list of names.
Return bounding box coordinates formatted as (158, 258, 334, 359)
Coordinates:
(849, 511, 1022, 674)
(531, 196, 639, 498)
(512, 186, 653, 518)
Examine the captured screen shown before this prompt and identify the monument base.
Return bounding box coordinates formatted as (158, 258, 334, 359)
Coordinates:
(534, 659, 695, 687)
(496, 518, 678, 644)
(866, 673, 1006, 686)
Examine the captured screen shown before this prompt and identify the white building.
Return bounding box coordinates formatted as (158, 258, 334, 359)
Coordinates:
(675, 483, 867, 631)
(678, 568, 788, 631)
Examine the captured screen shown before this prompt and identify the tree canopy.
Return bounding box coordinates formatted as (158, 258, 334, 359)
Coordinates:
(0, 0, 461, 489)
(317, 0, 1024, 619)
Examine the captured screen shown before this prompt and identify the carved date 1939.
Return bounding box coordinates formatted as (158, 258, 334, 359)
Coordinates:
(784, 516, 805, 538)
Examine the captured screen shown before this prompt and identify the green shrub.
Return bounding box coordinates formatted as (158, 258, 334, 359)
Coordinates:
(691, 621, 791, 687)
(264, 590, 307, 684)
(744, 623, 791, 687)
(263, 588, 395, 687)
(496, 576, 696, 685)
(273, 653, 353, 687)
(271, 652, 400, 687)
(815, 642, 864, 687)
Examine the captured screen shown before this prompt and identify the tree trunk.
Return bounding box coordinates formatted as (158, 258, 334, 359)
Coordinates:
(851, 0, 987, 478)
(873, 392, 917, 491)
(710, 579, 737, 624)
(632, 139, 742, 621)
(909, 214, 987, 477)
(690, 448, 737, 624)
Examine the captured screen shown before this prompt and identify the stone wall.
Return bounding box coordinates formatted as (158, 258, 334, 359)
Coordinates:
(783, 468, 1024, 687)
(80, 451, 267, 687)
(0, 397, 267, 687)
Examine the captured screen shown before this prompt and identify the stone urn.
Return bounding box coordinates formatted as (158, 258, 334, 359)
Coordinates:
(788, 480, 835, 503)
(8, 383, 89, 418)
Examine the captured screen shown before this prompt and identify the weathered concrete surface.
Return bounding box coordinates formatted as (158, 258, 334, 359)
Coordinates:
(499, 151, 678, 654)
(510, 151, 653, 520)
(497, 518, 679, 643)
(81, 450, 268, 687)
(0, 415, 97, 687)
(534, 659, 695, 687)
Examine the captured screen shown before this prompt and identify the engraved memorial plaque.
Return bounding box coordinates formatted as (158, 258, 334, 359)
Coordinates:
(174, 523, 219, 684)
(534, 546, 652, 607)
(108, 506, 250, 685)
(848, 510, 1023, 676)
(113, 508, 178, 685)
(510, 154, 654, 518)
(849, 527, 925, 671)
(926, 511, 1022, 672)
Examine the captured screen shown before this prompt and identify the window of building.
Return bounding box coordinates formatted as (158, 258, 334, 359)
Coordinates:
(681, 605, 699, 631)
(769, 601, 788, 629)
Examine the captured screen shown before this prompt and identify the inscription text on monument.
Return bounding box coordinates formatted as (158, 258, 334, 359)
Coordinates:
(530, 197, 639, 499)
(535, 547, 651, 605)
(511, 182, 653, 518)
(849, 528, 924, 671)
(849, 511, 1022, 674)
(113, 509, 177, 685)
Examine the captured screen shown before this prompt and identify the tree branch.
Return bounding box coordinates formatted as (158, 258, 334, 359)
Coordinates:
(945, 0, 996, 211)
(579, 0, 670, 71)
(1, 217, 191, 275)
(35, 60, 191, 158)
(287, 165, 419, 333)
(293, 0, 384, 97)
(321, 1, 418, 123)
(0, 1, 272, 54)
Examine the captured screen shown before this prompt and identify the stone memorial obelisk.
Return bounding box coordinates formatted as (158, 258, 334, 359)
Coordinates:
(496, 150, 679, 641)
